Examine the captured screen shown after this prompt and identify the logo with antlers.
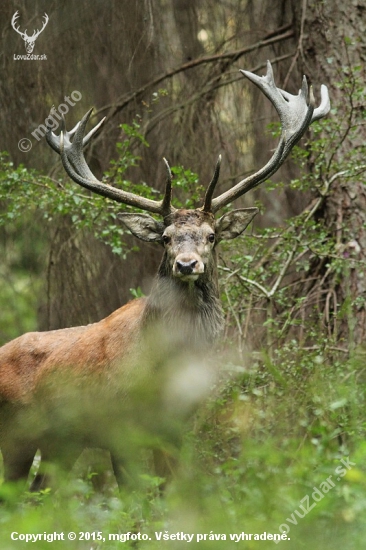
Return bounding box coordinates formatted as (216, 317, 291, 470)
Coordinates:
(11, 11, 49, 54)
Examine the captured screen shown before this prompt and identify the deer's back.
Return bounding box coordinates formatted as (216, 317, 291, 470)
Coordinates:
(0, 298, 146, 403)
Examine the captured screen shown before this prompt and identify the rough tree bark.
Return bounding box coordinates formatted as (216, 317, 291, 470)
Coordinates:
(296, 1, 366, 346)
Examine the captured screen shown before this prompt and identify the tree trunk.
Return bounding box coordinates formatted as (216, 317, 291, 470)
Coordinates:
(294, 1, 366, 347)
(246, 0, 366, 349)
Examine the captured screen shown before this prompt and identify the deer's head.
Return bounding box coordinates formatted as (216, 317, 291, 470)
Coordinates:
(46, 62, 330, 284)
(115, 192, 257, 284)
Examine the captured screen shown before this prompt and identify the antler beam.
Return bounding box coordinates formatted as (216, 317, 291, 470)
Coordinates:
(46, 110, 175, 217)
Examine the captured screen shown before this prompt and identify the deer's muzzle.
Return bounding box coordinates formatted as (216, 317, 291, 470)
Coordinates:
(173, 253, 204, 280)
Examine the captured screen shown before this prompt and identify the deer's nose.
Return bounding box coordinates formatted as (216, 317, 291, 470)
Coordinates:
(176, 259, 198, 275)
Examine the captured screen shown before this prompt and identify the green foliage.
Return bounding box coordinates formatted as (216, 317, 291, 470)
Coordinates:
(169, 165, 204, 209)
(0, 121, 154, 256)
(129, 286, 145, 299)
(0, 122, 151, 341)
(0, 195, 46, 343)
(0, 388, 365, 549)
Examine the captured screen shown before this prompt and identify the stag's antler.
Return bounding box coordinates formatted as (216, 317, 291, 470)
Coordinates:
(47, 61, 329, 218)
(46, 110, 174, 217)
(202, 61, 330, 213)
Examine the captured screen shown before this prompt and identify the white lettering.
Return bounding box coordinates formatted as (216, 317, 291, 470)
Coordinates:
(71, 90, 82, 102)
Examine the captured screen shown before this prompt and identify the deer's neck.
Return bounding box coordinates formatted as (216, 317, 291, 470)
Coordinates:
(143, 254, 224, 349)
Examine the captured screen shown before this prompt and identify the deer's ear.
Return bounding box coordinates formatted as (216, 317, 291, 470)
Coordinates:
(118, 213, 165, 242)
(215, 207, 258, 242)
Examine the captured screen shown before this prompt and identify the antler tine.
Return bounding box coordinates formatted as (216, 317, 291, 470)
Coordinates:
(46, 109, 103, 158)
(46, 108, 105, 159)
(59, 109, 104, 180)
(312, 84, 331, 122)
(202, 155, 222, 212)
(50, 110, 174, 216)
(161, 158, 174, 217)
(210, 60, 330, 213)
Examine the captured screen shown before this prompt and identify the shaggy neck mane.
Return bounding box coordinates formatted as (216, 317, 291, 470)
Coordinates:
(143, 251, 224, 348)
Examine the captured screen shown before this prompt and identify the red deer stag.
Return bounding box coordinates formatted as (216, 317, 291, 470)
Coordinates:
(0, 62, 329, 492)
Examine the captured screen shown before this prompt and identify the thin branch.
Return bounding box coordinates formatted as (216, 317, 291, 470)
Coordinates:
(283, 0, 308, 89)
(268, 249, 296, 298)
(143, 53, 295, 142)
(224, 283, 244, 356)
(94, 29, 295, 119)
(220, 266, 270, 299)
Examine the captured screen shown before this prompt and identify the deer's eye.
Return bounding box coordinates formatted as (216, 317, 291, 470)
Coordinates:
(162, 235, 171, 245)
(208, 233, 215, 244)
